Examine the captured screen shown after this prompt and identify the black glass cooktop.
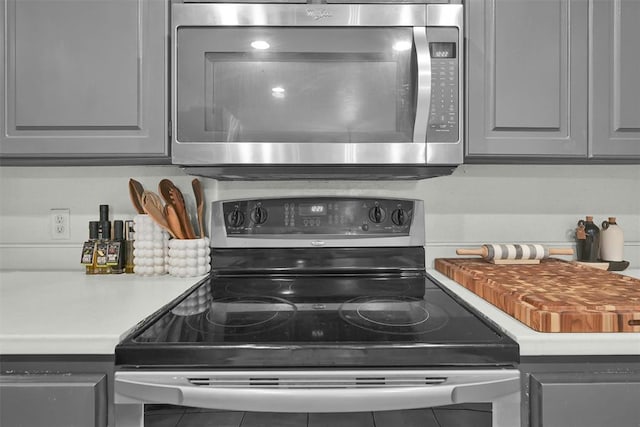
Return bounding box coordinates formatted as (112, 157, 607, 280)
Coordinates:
(116, 271, 518, 369)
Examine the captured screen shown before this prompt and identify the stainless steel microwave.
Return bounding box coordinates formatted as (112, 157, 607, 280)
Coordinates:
(171, 2, 463, 179)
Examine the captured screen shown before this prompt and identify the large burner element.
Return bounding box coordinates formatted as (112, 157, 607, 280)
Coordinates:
(340, 296, 448, 335)
(187, 296, 297, 335)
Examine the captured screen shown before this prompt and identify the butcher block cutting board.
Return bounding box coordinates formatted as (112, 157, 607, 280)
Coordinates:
(435, 258, 640, 333)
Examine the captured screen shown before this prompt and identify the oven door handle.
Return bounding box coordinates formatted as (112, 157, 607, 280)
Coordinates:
(413, 26, 431, 145)
(115, 376, 520, 412)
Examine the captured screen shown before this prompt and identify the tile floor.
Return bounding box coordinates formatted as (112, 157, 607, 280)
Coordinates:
(144, 404, 492, 427)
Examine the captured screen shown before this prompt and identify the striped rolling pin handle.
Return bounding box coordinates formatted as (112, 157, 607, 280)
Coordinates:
(456, 245, 574, 260)
(484, 244, 547, 260)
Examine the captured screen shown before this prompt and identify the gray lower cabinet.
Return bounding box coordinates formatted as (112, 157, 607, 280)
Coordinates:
(0, 374, 107, 427)
(0, 0, 168, 164)
(0, 355, 113, 427)
(529, 372, 640, 427)
(467, 0, 640, 161)
(520, 357, 640, 427)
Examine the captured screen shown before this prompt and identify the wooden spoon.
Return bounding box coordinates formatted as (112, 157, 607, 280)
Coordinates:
(141, 190, 175, 238)
(192, 178, 205, 238)
(164, 204, 185, 239)
(159, 179, 196, 239)
(128, 179, 145, 214)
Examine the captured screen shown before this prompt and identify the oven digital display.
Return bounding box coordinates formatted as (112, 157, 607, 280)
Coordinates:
(429, 42, 456, 58)
(298, 203, 327, 216)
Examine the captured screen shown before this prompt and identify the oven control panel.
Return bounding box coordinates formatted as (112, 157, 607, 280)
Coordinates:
(220, 197, 416, 236)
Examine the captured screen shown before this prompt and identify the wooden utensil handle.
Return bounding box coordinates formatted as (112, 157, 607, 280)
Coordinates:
(165, 205, 185, 239)
(456, 248, 486, 256)
(548, 248, 574, 255)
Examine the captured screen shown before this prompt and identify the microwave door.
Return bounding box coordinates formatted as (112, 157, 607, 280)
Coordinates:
(176, 27, 418, 146)
(413, 27, 431, 146)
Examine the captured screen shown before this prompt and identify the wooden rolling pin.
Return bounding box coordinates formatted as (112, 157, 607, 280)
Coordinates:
(457, 244, 573, 264)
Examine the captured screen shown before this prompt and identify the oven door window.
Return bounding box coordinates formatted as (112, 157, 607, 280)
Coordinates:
(176, 27, 416, 143)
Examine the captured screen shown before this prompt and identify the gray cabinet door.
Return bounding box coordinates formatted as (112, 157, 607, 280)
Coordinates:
(0, 0, 168, 162)
(589, 0, 640, 159)
(0, 374, 107, 427)
(529, 372, 640, 427)
(466, 0, 589, 159)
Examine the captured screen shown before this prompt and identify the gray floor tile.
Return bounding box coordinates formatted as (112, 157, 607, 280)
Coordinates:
(373, 409, 440, 427)
(241, 412, 307, 427)
(145, 413, 184, 427)
(177, 411, 245, 427)
(184, 406, 227, 413)
(437, 403, 492, 412)
(433, 407, 492, 427)
(146, 404, 187, 415)
(308, 412, 375, 427)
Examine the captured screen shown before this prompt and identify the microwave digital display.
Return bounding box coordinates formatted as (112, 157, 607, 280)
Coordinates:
(429, 42, 456, 58)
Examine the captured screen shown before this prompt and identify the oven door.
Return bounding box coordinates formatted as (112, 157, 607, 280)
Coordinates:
(171, 3, 463, 168)
(115, 369, 520, 427)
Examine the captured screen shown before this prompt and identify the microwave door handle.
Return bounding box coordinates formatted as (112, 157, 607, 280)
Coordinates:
(413, 27, 431, 144)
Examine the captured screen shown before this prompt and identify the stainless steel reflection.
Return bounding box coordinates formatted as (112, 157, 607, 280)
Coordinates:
(172, 3, 430, 27)
(174, 142, 433, 166)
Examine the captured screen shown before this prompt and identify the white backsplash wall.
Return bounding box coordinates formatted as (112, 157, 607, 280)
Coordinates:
(0, 164, 638, 270)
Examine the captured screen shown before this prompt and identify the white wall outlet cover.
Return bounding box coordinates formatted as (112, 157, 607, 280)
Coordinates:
(50, 208, 70, 240)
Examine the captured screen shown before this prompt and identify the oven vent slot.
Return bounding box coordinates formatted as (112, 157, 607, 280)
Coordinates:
(187, 376, 447, 388)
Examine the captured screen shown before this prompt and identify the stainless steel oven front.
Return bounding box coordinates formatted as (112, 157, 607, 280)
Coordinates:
(171, 2, 464, 179)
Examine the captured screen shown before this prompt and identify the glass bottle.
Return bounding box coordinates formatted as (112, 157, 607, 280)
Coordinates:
(107, 220, 125, 274)
(81, 221, 100, 275)
(94, 221, 112, 274)
(124, 220, 135, 274)
(578, 216, 600, 262)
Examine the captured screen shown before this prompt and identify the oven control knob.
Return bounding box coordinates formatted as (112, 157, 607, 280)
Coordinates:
(251, 206, 268, 225)
(368, 205, 386, 224)
(227, 208, 245, 228)
(391, 208, 409, 226)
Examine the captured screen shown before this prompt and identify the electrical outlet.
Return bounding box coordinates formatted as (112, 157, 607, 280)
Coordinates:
(51, 208, 70, 240)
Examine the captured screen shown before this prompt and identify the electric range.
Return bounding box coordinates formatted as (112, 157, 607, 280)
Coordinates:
(115, 197, 520, 426)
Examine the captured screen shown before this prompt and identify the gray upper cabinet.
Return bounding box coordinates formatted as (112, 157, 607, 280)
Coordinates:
(467, 0, 588, 159)
(0, 0, 168, 163)
(589, 0, 640, 159)
(467, 0, 640, 161)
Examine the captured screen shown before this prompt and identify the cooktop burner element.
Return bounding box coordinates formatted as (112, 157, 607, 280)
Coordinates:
(340, 296, 448, 335)
(194, 296, 297, 334)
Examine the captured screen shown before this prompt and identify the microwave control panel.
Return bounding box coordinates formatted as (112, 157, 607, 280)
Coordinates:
(427, 27, 459, 144)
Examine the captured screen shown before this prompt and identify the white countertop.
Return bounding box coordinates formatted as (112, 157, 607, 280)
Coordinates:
(1, 269, 639, 357)
(0, 271, 200, 355)
(428, 268, 640, 357)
